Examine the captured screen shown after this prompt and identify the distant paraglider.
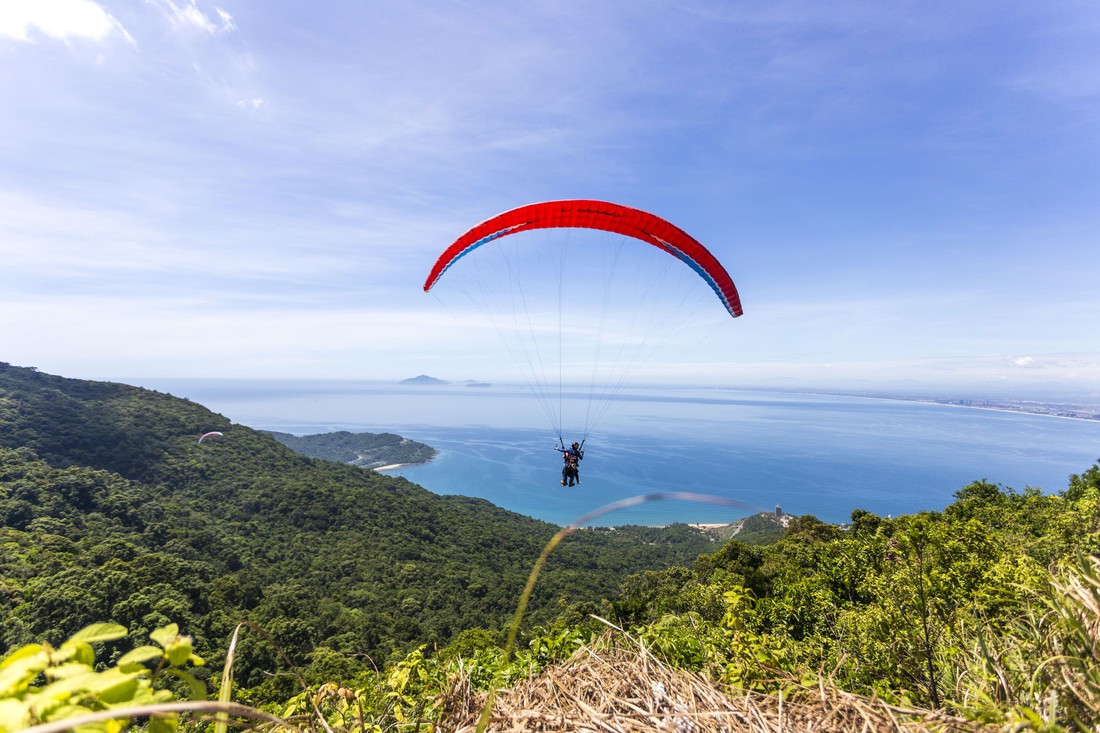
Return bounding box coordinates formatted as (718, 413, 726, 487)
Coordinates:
(198, 431, 224, 444)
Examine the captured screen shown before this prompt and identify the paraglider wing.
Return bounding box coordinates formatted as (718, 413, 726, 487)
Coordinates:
(423, 200, 743, 318)
(198, 431, 224, 444)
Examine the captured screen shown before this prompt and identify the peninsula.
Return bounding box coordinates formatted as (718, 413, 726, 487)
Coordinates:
(265, 430, 437, 470)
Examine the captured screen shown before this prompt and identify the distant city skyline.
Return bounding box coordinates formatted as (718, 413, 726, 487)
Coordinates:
(2, 2, 1098, 396)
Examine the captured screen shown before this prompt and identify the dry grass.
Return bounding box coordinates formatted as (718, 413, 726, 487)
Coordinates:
(438, 636, 993, 733)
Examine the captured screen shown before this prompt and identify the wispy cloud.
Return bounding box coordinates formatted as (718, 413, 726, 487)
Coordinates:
(148, 0, 235, 35)
(0, 0, 134, 44)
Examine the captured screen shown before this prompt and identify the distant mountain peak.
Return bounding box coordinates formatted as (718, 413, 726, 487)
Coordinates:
(400, 375, 449, 385)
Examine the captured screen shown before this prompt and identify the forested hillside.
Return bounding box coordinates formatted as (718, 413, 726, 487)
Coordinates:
(0, 362, 715, 696)
(282, 463, 1099, 731)
(6, 361, 1099, 731)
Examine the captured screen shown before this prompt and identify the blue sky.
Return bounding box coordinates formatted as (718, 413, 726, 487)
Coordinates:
(2, 1, 1099, 396)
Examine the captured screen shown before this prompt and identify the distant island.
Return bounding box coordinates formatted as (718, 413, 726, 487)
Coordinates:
(399, 375, 492, 387)
(265, 430, 437, 470)
(400, 375, 449, 385)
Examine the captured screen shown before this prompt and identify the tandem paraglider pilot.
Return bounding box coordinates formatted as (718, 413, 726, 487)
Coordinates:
(556, 441, 584, 487)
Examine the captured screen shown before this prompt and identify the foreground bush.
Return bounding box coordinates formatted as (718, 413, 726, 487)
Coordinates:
(0, 623, 203, 732)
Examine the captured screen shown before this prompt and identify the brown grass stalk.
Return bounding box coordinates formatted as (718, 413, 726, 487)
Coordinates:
(442, 632, 994, 732)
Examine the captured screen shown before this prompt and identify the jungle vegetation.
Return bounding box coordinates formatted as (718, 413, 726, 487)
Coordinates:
(0, 363, 715, 698)
(2, 361, 1099, 730)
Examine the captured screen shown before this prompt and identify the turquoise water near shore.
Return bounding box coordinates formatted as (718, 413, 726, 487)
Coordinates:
(138, 380, 1100, 526)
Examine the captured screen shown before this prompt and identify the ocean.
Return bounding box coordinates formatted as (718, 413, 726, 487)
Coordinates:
(136, 379, 1100, 527)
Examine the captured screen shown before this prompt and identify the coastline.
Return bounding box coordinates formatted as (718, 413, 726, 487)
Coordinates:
(926, 400, 1100, 422)
(373, 462, 417, 471)
(785, 389, 1100, 422)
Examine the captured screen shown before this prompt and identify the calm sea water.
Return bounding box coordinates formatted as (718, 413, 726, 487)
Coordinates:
(137, 380, 1100, 526)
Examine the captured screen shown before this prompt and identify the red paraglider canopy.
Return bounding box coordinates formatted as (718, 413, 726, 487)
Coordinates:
(423, 200, 743, 318)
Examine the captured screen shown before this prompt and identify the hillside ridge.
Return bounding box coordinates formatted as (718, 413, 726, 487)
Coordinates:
(0, 361, 718, 690)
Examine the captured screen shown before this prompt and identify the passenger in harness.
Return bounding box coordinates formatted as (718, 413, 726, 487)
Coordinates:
(556, 441, 584, 486)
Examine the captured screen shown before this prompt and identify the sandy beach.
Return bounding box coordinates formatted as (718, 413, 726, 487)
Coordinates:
(373, 463, 414, 471)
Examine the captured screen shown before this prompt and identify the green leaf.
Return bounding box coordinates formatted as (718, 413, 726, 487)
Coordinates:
(163, 636, 192, 667)
(149, 713, 179, 733)
(32, 669, 100, 702)
(0, 698, 29, 732)
(95, 674, 141, 705)
(44, 702, 99, 726)
(34, 667, 141, 707)
(117, 646, 164, 666)
(163, 668, 207, 701)
(56, 641, 96, 668)
(69, 623, 127, 644)
(149, 624, 180, 648)
(95, 668, 143, 702)
(0, 644, 44, 671)
(44, 661, 95, 681)
(1018, 706, 1043, 726)
(0, 653, 47, 698)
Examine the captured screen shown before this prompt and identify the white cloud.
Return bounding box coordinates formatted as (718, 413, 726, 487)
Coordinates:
(213, 7, 234, 31)
(1011, 356, 1039, 368)
(150, 0, 235, 35)
(0, 0, 134, 44)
